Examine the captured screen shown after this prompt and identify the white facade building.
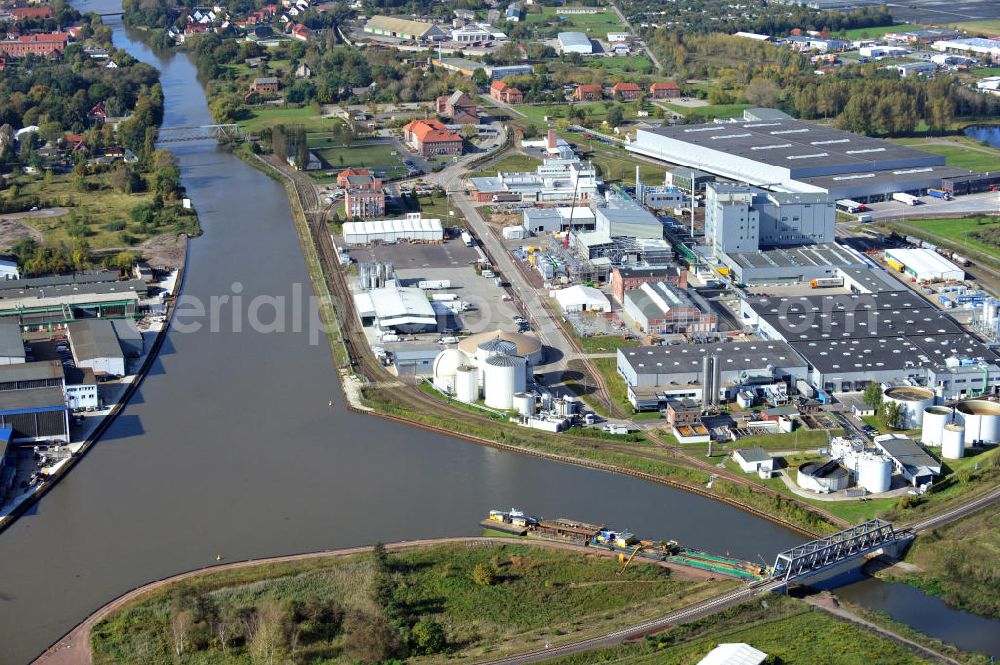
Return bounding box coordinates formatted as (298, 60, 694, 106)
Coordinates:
(558, 31, 593, 54)
(554, 285, 611, 313)
(342, 215, 444, 245)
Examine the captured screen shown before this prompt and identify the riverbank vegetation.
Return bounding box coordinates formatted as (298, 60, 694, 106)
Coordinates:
(540, 593, 946, 664)
(881, 507, 1000, 618)
(90, 542, 732, 664)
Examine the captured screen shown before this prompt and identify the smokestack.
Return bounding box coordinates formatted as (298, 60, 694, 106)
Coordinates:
(547, 129, 556, 152)
(701, 355, 714, 409)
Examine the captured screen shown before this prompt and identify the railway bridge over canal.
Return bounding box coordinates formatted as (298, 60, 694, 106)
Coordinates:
(157, 124, 246, 144)
(770, 518, 912, 586)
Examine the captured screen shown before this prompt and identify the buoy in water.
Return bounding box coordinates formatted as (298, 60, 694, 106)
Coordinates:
(216, 554, 222, 561)
(328, 400, 333, 407)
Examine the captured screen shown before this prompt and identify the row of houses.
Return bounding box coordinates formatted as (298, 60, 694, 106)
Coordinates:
(572, 81, 681, 102)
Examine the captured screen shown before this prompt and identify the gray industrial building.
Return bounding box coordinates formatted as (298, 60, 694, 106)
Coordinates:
(67, 320, 126, 377)
(595, 193, 664, 240)
(741, 291, 1000, 398)
(616, 340, 807, 409)
(627, 115, 971, 201)
(706, 184, 835, 255)
(0, 361, 69, 442)
(0, 322, 25, 365)
(719, 244, 870, 284)
(111, 319, 144, 358)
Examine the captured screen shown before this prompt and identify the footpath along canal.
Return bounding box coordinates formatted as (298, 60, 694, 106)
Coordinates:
(0, 4, 805, 664)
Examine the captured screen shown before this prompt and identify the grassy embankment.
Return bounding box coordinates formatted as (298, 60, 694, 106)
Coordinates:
(891, 135, 1000, 173)
(879, 506, 1000, 618)
(89, 542, 734, 664)
(0, 170, 198, 252)
(660, 102, 751, 121)
(946, 19, 1000, 36)
(540, 594, 948, 664)
(883, 216, 1000, 267)
(469, 154, 542, 178)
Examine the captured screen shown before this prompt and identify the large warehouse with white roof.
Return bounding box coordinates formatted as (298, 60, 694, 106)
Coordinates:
(627, 115, 971, 201)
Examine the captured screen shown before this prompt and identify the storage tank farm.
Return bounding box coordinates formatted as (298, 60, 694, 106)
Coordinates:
(920, 406, 952, 446)
(941, 423, 966, 459)
(484, 354, 527, 410)
(882, 386, 936, 429)
(954, 399, 1000, 444)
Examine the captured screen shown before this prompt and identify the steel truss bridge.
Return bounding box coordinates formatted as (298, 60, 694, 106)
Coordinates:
(157, 124, 246, 144)
(771, 519, 911, 583)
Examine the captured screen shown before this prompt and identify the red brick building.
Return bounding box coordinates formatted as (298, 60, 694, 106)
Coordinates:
(649, 81, 681, 99)
(573, 84, 603, 101)
(436, 90, 479, 124)
(250, 76, 279, 95)
(10, 6, 54, 20)
(0, 33, 69, 58)
(610, 266, 687, 304)
(612, 81, 642, 101)
(489, 80, 523, 105)
(403, 119, 463, 157)
(338, 169, 385, 218)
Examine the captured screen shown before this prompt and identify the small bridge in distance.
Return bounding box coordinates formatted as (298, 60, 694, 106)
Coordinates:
(157, 124, 246, 144)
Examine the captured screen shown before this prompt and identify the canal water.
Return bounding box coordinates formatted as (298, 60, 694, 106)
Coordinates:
(0, 4, 803, 663)
(964, 125, 1000, 151)
(838, 578, 1000, 658)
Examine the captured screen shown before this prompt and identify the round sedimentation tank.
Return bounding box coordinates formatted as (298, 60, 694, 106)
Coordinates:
(432, 348, 468, 392)
(955, 399, 1000, 443)
(941, 423, 966, 459)
(454, 365, 479, 404)
(512, 392, 536, 417)
(883, 386, 936, 429)
(920, 406, 952, 446)
(857, 455, 892, 494)
(484, 354, 527, 410)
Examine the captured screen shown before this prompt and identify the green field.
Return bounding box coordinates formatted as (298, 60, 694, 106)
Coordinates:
(238, 106, 340, 133)
(584, 56, 654, 74)
(89, 542, 732, 665)
(582, 144, 668, 184)
(947, 19, 1000, 36)
(470, 153, 542, 177)
(662, 102, 750, 121)
(525, 5, 625, 38)
(888, 506, 1000, 617)
(542, 595, 945, 664)
(311, 141, 407, 179)
(899, 216, 1000, 262)
(836, 23, 911, 39)
(891, 136, 1000, 173)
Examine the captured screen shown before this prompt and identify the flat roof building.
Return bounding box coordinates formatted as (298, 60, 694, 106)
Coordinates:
(364, 16, 446, 41)
(884, 248, 964, 282)
(0, 322, 24, 365)
(67, 319, 126, 377)
(558, 31, 593, 54)
(354, 284, 437, 333)
(0, 386, 69, 442)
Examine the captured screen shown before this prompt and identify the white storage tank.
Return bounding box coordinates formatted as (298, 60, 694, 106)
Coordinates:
(512, 392, 536, 416)
(432, 348, 469, 393)
(484, 354, 527, 410)
(883, 386, 936, 429)
(920, 406, 951, 446)
(857, 455, 892, 494)
(941, 423, 965, 459)
(454, 365, 480, 404)
(955, 399, 1000, 444)
(475, 338, 518, 387)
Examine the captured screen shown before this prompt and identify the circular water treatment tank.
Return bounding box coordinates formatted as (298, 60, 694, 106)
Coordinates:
(454, 365, 479, 404)
(955, 399, 1000, 444)
(796, 461, 849, 493)
(883, 386, 936, 429)
(512, 392, 536, 417)
(941, 423, 965, 459)
(920, 406, 952, 446)
(857, 455, 892, 494)
(462, 330, 543, 365)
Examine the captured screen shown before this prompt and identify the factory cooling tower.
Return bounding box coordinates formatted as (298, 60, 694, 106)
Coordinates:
(883, 387, 935, 430)
(941, 423, 966, 459)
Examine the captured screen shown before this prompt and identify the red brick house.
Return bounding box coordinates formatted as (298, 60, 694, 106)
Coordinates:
(11, 6, 54, 20)
(402, 119, 463, 157)
(612, 81, 642, 101)
(0, 33, 68, 58)
(291, 24, 311, 41)
(338, 169, 386, 218)
(610, 266, 687, 304)
(649, 81, 681, 99)
(490, 80, 523, 105)
(573, 84, 603, 101)
(436, 90, 479, 124)
(250, 76, 280, 94)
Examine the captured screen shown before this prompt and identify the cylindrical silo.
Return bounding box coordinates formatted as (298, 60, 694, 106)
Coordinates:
(476, 339, 518, 387)
(512, 392, 536, 417)
(883, 387, 936, 429)
(920, 406, 951, 446)
(955, 399, 1000, 443)
(858, 455, 892, 494)
(701, 355, 714, 408)
(484, 354, 526, 410)
(941, 423, 965, 459)
(454, 365, 479, 404)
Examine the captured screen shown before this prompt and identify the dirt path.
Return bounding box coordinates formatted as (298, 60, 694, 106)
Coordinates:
(31, 537, 712, 665)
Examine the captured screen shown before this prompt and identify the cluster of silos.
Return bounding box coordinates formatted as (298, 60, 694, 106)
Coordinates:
(954, 399, 1000, 447)
(357, 262, 395, 290)
(432, 337, 529, 410)
(882, 387, 936, 430)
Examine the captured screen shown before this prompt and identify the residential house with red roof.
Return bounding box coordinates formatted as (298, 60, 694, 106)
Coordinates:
(612, 81, 642, 101)
(649, 81, 681, 99)
(490, 80, 523, 104)
(573, 84, 603, 101)
(0, 32, 69, 58)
